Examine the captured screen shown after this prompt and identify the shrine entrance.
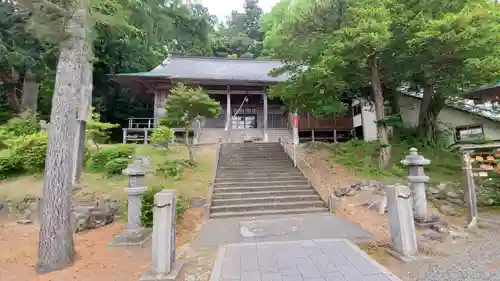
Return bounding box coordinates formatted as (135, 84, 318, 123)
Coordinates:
(231, 107, 257, 129)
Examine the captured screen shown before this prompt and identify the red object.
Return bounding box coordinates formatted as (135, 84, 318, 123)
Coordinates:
(293, 115, 299, 128)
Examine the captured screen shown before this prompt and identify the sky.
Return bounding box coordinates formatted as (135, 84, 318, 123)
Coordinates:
(201, 0, 279, 21)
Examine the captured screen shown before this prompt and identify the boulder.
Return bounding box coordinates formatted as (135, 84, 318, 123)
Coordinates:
(439, 204, 458, 216)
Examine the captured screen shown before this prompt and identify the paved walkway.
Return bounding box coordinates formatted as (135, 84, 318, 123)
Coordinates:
(209, 239, 401, 281)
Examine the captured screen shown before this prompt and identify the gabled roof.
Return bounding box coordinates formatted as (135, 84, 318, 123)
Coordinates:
(114, 56, 288, 84)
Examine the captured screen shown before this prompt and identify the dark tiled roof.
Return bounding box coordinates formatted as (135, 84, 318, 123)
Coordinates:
(145, 56, 287, 83)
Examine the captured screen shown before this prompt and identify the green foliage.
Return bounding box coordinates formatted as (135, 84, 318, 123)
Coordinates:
(162, 84, 221, 130)
(104, 157, 130, 175)
(328, 137, 461, 183)
(11, 131, 49, 173)
(156, 159, 193, 180)
(150, 126, 174, 145)
(140, 185, 189, 228)
(86, 109, 119, 146)
(0, 113, 41, 148)
(89, 144, 134, 173)
(0, 149, 23, 179)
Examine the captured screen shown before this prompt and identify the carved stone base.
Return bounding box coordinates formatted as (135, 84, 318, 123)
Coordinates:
(414, 215, 441, 229)
(386, 247, 419, 263)
(139, 261, 185, 281)
(107, 228, 152, 248)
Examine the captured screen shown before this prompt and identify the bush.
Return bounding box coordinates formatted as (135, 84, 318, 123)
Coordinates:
(0, 149, 22, 179)
(140, 185, 189, 228)
(89, 144, 135, 172)
(0, 114, 41, 149)
(105, 158, 130, 175)
(11, 132, 48, 173)
(155, 159, 192, 180)
(150, 126, 174, 145)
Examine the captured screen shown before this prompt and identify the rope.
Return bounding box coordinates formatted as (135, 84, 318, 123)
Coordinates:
(154, 203, 172, 208)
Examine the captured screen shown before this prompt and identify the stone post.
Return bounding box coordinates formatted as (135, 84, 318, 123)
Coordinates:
(462, 151, 478, 228)
(108, 160, 152, 248)
(386, 184, 418, 262)
(401, 148, 431, 223)
(140, 190, 185, 281)
(263, 92, 268, 142)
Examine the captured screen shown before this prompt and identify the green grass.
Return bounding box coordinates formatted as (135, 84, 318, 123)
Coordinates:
(312, 139, 462, 184)
(0, 144, 217, 206)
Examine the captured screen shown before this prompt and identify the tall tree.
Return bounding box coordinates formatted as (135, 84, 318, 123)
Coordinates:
(387, 0, 500, 143)
(162, 84, 220, 163)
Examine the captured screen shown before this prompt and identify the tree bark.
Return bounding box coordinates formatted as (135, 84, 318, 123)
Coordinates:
(21, 69, 39, 113)
(369, 55, 391, 169)
(185, 128, 194, 163)
(417, 84, 434, 137)
(36, 3, 86, 274)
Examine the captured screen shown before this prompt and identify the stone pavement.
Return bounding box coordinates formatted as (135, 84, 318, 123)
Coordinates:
(197, 213, 373, 247)
(209, 239, 401, 281)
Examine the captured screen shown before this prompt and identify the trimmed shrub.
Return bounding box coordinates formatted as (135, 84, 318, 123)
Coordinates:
(11, 132, 48, 173)
(0, 149, 22, 179)
(155, 159, 192, 180)
(89, 144, 135, 172)
(105, 158, 130, 175)
(140, 185, 189, 228)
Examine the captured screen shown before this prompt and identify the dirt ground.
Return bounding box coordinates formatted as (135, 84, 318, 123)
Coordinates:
(0, 208, 206, 281)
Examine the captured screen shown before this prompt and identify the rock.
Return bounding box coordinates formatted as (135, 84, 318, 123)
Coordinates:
(446, 191, 461, 199)
(17, 219, 33, 225)
(427, 186, 440, 195)
(439, 204, 458, 216)
(430, 223, 449, 234)
(436, 183, 447, 191)
(334, 185, 353, 197)
(71, 199, 119, 233)
(422, 229, 447, 242)
(447, 198, 466, 206)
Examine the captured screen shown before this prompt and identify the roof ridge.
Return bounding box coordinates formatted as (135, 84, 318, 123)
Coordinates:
(169, 55, 281, 63)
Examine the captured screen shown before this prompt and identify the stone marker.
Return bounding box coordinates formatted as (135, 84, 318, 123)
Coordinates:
(386, 184, 418, 262)
(140, 190, 185, 281)
(401, 148, 435, 225)
(461, 150, 479, 228)
(108, 160, 152, 247)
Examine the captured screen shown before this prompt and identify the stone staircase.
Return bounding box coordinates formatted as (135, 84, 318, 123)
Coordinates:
(198, 128, 291, 144)
(209, 142, 328, 218)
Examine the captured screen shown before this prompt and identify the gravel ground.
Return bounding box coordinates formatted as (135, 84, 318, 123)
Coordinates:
(401, 226, 500, 281)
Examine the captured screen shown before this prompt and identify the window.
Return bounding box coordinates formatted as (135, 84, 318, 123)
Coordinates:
(455, 124, 484, 142)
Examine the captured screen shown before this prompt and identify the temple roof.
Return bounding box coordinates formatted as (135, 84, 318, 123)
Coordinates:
(112, 56, 288, 84)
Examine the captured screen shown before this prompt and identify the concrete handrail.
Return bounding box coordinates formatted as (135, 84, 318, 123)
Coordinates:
(278, 136, 331, 203)
(203, 141, 222, 219)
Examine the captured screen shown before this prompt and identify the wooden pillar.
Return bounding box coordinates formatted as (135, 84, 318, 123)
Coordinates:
(334, 130, 337, 143)
(123, 129, 127, 144)
(311, 130, 315, 142)
(263, 91, 268, 142)
(226, 86, 231, 142)
(144, 128, 148, 144)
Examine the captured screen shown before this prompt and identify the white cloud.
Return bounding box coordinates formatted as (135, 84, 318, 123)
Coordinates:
(201, 0, 278, 21)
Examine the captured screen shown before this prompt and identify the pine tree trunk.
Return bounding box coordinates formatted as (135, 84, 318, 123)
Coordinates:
(369, 56, 391, 169)
(185, 128, 194, 163)
(21, 69, 39, 113)
(417, 84, 434, 139)
(36, 4, 86, 274)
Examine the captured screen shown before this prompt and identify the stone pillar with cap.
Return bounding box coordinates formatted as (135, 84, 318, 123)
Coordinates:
(108, 159, 152, 248)
(140, 190, 185, 281)
(401, 148, 431, 223)
(386, 184, 419, 262)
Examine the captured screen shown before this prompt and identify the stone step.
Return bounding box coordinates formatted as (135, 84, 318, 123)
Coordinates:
(217, 161, 292, 167)
(209, 207, 328, 219)
(218, 156, 290, 161)
(213, 184, 312, 193)
(219, 152, 287, 157)
(212, 189, 317, 200)
(217, 164, 295, 170)
(214, 179, 309, 188)
(217, 166, 296, 172)
(215, 175, 305, 183)
(216, 171, 303, 177)
(211, 195, 321, 206)
(210, 201, 326, 214)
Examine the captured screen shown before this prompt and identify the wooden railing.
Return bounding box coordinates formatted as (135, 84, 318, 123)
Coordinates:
(128, 118, 156, 129)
